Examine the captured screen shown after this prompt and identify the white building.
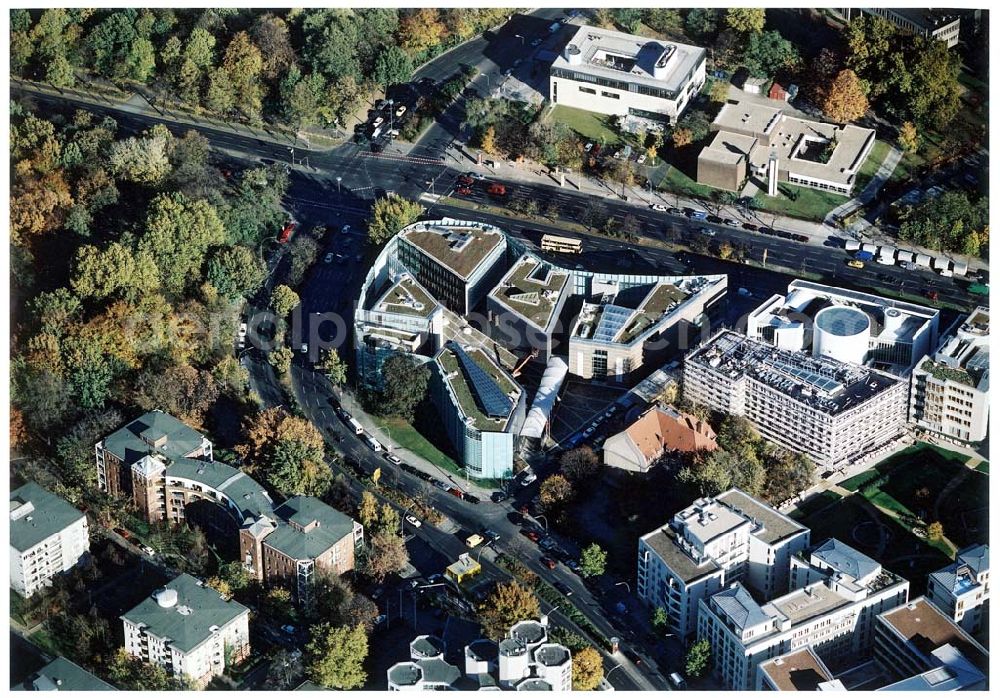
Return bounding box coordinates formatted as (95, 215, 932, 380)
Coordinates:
(698, 540, 909, 690)
(909, 306, 989, 443)
(121, 573, 250, 688)
(10, 482, 90, 599)
(842, 9, 961, 47)
(746, 280, 939, 373)
(926, 544, 989, 635)
(682, 330, 909, 472)
(637, 489, 809, 639)
(549, 24, 706, 125)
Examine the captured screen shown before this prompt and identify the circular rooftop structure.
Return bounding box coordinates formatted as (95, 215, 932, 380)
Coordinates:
(813, 306, 869, 365)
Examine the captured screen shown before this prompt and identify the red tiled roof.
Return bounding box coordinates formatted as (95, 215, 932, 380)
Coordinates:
(624, 407, 718, 462)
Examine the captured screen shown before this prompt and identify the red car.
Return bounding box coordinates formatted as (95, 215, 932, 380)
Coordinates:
(277, 221, 297, 243)
(926, 290, 940, 301)
(487, 182, 507, 196)
(521, 529, 541, 542)
(456, 186, 473, 195)
(541, 556, 557, 570)
(457, 175, 474, 185)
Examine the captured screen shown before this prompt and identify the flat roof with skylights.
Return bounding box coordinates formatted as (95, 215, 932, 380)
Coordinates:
(436, 342, 520, 432)
(489, 255, 569, 331)
(374, 275, 439, 318)
(400, 222, 505, 280)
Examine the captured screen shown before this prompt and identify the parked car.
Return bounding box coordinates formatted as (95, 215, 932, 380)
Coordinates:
(699, 227, 716, 237)
(847, 259, 865, 269)
(565, 559, 581, 572)
(742, 222, 759, 231)
(456, 186, 473, 195)
(323, 252, 335, 263)
(483, 529, 501, 544)
(521, 529, 541, 543)
(491, 491, 508, 503)
(649, 203, 667, 212)
(462, 493, 481, 504)
(281, 624, 296, 634)
(723, 218, 740, 227)
(384, 453, 402, 465)
(466, 533, 485, 548)
(468, 172, 487, 181)
(520, 471, 537, 486)
(394, 105, 407, 118)
(541, 556, 557, 570)
(487, 182, 507, 196)
(405, 514, 421, 528)
(636, 153, 647, 164)
(141, 545, 156, 556)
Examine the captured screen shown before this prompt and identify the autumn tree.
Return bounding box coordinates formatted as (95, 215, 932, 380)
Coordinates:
(236, 407, 331, 496)
(539, 474, 574, 512)
(270, 285, 300, 318)
(725, 8, 766, 34)
(133, 365, 220, 427)
(560, 446, 601, 486)
(822, 69, 869, 123)
(367, 194, 425, 246)
(480, 125, 499, 156)
(222, 32, 264, 121)
(572, 646, 604, 690)
(399, 8, 446, 56)
(108, 133, 171, 185)
(478, 581, 540, 640)
(927, 521, 944, 541)
(306, 623, 369, 689)
(898, 121, 920, 153)
(805, 48, 843, 104)
(672, 127, 694, 148)
(252, 14, 295, 80)
(361, 530, 409, 582)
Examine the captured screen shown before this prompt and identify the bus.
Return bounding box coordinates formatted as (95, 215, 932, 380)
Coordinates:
(540, 233, 583, 254)
(347, 418, 365, 436)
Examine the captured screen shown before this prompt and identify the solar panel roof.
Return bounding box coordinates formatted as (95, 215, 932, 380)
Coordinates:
(593, 304, 635, 343)
(447, 341, 513, 418)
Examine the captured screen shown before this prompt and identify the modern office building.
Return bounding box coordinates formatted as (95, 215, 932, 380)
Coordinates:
(926, 544, 990, 635)
(487, 254, 570, 362)
(12, 656, 118, 691)
(396, 220, 508, 315)
(121, 573, 250, 687)
(637, 489, 809, 639)
(840, 9, 961, 47)
(683, 330, 909, 471)
(97, 412, 362, 599)
(431, 341, 525, 480)
(697, 101, 876, 195)
(549, 24, 706, 125)
(387, 618, 572, 691)
(909, 306, 989, 443)
(873, 597, 989, 689)
(569, 274, 726, 383)
(10, 482, 90, 599)
(603, 404, 717, 473)
(697, 542, 909, 690)
(746, 280, 939, 373)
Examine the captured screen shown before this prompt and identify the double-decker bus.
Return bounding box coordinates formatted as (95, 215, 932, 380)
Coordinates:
(540, 233, 583, 254)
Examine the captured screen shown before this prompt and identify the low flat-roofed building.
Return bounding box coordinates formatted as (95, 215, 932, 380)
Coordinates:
(12, 656, 117, 691)
(697, 130, 757, 191)
(926, 544, 989, 635)
(873, 597, 989, 685)
(843, 9, 961, 47)
(746, 280, 939, 373)
(637, 488, 809, 639)
(10, 482, 90, 599)
(549, 24, 706, 125)
(488, 254, 570, 361)
(683, 330, 909, 471)
(698, 101, 876, 196)
(604, 404, 717, 473)
(910, 306, 989, 443)
(757, 646, 835, 691)
(445, 553, 482, 585)
(121, 573, 250, 687)
(570, 274, 726, 383)
(431, 341, 525, 480)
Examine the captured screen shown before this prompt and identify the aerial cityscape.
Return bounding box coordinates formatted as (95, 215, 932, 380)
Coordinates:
(8, 4, 990, 693)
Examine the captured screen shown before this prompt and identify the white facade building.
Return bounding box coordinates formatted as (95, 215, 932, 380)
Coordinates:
(549, 24, 706, 125)
(121, 573, 250, 687)
(698, 540, 909, 690)
(909, 306, 989, 443)
(637, 489, 809, 639)
(683, 330, 909, 472)
(926, 544, 990, 635)
(10, 482, 90, 599)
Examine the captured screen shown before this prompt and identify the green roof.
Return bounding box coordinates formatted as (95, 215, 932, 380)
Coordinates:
(102, 411, 204, 463)
(13, 656, 117, 691)
(375, 276, 439, 318)
(10, 482, 86, 553)
(491, 257, 568, 330)
(264, 496, 357, 561)
(121, 573, 249, 654)
(437, 346, 519, 432)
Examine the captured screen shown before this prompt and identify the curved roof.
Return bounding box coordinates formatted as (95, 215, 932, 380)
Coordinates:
(815, 306, 870, 337)
(521, 357, 568, 439)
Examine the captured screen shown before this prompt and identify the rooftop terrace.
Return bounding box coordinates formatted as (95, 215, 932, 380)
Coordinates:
(490, 256, 568, 330)
(400, 222, 504, 280)
(375, 275, 438, 318)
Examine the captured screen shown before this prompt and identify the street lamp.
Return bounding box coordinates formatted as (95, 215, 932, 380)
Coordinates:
(514, 33, 525, 46)
(388, 99, 395, 133)
(479, 72, 492, 92)
(534, 514, 548, 531)
(615, 581, 631, 594)
(413, 582, 450, 629)
(336, 176, 342, 194)
(288, 147, 295, 166)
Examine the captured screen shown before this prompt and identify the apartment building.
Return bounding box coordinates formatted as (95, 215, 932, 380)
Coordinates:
(387, 618, 571, 690)
(873, 597, 988, 689)
(10, 482, 89, 599)
(841, 9, 961, 47)
(487, 254, 570, 362)
(698, 541, 909, 690)
(13, 656, 117, 691)
(431, 341, 525, 480)
(926, 544, 989, 635)
(637, 488, 809, 639)
(603, 404, 717, 473)
(746, 280, 939, 373)
(121, 573, 250, 688)
(756, 646, 836, 691)
(909, 306, 989, 443)
(683, 331, 909, 471)
(97, 412, 362, 597)
(549, 24, 706, 125)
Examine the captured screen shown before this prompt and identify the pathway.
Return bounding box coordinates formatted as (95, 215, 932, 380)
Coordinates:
(825, 143, 903, 226)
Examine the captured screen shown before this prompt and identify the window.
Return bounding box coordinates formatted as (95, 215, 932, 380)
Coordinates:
(601, 91, 620, 100)
(579, 86, 596, 95)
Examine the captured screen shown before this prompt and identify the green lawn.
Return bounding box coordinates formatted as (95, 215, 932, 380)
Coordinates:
(789, 490, 842, 520)
(854, 139, 891, 191)
(657, 164, 718, 200)
(754, 183, 849, 222)
(547, 105, 624, 147)
(975, 461, 989, 474)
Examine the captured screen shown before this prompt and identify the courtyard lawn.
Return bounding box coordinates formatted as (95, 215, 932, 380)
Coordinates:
(789, 489, 842, 520)
(853, 139, 891, 191)
(754, 182, 849, 222)
(547, 105, 624, 147)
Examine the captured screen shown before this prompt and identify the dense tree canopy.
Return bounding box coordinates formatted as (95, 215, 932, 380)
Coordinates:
(478, 582, 540, 640)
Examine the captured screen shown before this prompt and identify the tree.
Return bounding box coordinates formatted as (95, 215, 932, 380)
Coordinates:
(107, 647, 190, 690)
(579, 543, 607, 578)
(252, 14, 295, 80)
(368, 194, 424, 246)
(644, 9, 683, 34)
(480, 125, 499, 156)
(684, 9, 718, 40)
(271, 285, 300, 317)
(306, 623, 369, 689)
(762, 446, 814, 504)
(374, 44, 414, 88)
(133, 365, 219, 426)
(206, 245, 266, 300)
(725, 8, 766, 34)
(204, 67, 237, 114)
(237, 407, 329, 496)
(108, 133, 171, 185)
(927, 521, 944, 541)
(478, 582, 540, 640)
(358, 491, 380, 529)
(611, 9, 643, 34)
(560, 446, 600, 485)
(679, 109, 711, 143)
(708, 78, 730, 104)
(651, 606, 669, 632)
(70, 243, 160, 302)
(717, 415, 760, 452)
(742, 30, 800, 79)
(362, 530, 409, 582)
(844, 15, 898, 98)
(378, 354, 430, 421)
(822, 69, 869, 123)
(399, 8, 446, 56)
(905, 36, 962, 129)
(539, 474, 574, 512)
(222, 32, 264, 120)
(320, 349, 348, 386)
(671, 127, 693, 148)
(572, 646, 604, 690)
(898, 121, 920, 154)
(805, 48, 843, 104)
(685, 638, 712, 678)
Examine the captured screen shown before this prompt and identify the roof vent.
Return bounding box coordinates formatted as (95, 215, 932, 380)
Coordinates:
(155, 588, 179, 608)
(177, 605, 193, 616)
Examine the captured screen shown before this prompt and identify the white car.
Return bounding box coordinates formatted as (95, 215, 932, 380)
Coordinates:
(394, 105, 407, 118)
(468, 172, 487, 181)
(300, 343, 308, 353)
(405, 515, 422, 528)
(384, 453, 402, 465)
(141, 545, 155, 556)
(324, 252, 335, 263)
(503, 68, 513, 77)
(373, 116, 384, 127)
(520, 472, 537, 486)
(341, 224, 351, 233)
(636, 153, 647, 164)
(238, 322, 248, 339)
(649, 203, 667, 212)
